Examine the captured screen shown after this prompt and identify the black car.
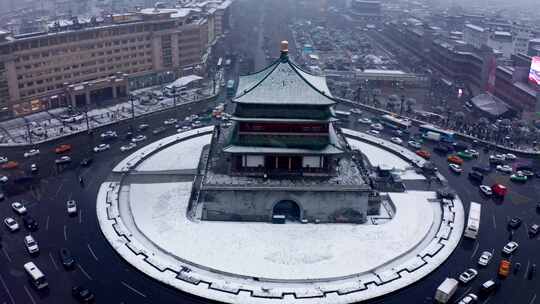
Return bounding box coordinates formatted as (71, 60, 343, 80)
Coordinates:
(23, 215, 38, 231)
(72, 286, 95, 303)
(453, 142, 468, 151)
(123, 132, 133, 141)
(468, 171, 484, 182)
(472, 165, 491, 174)
(80, 158, 93, 167)
(516, 165, 534, 172)
(528, 264, 536, 280)
(537, 203, 540, 213)
(508, 217, 522, 229)
(436, 188, 456, 200)
(0, 192, 4, 201)
(59, 248, 75, 269)
(434, 145, 451, 154)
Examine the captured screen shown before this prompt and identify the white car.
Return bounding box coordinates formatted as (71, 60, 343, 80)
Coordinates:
(93, 144, 110, 153)
(464, 149, 479, 157)
(177, 126, 191, 133)
(100, 130, 117, 139)
(408, 141, 422, 149)
(504, 153, 517, 161)
(55, 155, 72, 164)
(0, 156, 8, 163)
(4, 217, 19, 232)
(350, 108, 362, 114)
(30, 163, 38, 172)
(11, 202, 27, 215)
(164, 118, 178, 125)
(458, 293, 478, 304)
(24, 235, 39, 254)
(496, 165, 513, 173)
(490, 154, 506, 162)
(23, 149, 40, 158)
(370, 123, 384, 130)
(0, 175, 7, 183)
(357, 118, 372, 124)
(502, 241, 519, 254)
(478, 251, 493, 266)
(449, 164, 463, 173)
(479, 185, 492, 196)
(368, 130, 380, 136)
(458, 268, 478, 284)
(131, 135, 147, 143)
(66, 200, 77, 215)
(390, 137, 403, 144)
(120, 143, 137, 152)
(138, 124, 150, 131)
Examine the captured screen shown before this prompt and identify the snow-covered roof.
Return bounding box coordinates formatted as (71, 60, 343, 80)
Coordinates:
(222, 145, 343, 155)
(165, 75, 203, 89)
(233, 54, 335, 106)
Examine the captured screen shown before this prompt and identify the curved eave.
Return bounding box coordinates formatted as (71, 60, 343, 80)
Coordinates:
(231, 116, 338, 123)
(222, 145, 344, 155)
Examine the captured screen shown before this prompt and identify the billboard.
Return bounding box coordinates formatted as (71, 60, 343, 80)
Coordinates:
(529, 56, 540, 86)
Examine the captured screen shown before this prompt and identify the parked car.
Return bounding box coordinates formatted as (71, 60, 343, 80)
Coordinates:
(457, 151, 474, 160)
(489, 154, 505, 165)
(436, 188, 456, 200)
(505, 153, 517, 161)
(66, 200, 77, 215)
(11, 202, 27, 215)
(164, 118, 178, 125)
(357, 118, 372, 124)
(138, 123, 150, 131)
(496, 165, 513, 173)
(472, 165, 491, 174)
(123, 132, 133, 141)
(0, 156, 7, 163)
(447, 155, 464, 165)
(479, 185, 492, 196)
(368, 130, 380, 136)
(100, 130, 118, 140)
(24, 235, 39, 254)
(93, 144, 110, 153)
(4, 217, 19, 232)
(0, 175, 8, 183)
(390, 137, 403, 144)
(30, 163, 38, 173)
(468, 171, 484, 182)
(131, 135, 147, 143)
(478, 251, 493, 266)
(55, 144, 72, 154)
(498, 259, 511, 278)
(449, 164, 463, 174)
(370, 123, 384, 130)
(464, 149, 480, 157)
(416, 150, 431, 159)
(453, 142, 469, 151)
(80, 158, 93, 167)
(459, 268, 478, 284)
(55, 156, 72, 164)
(1, 161, 19, 169)
(22, 215, 38, 231)
(23, 149, 40, 158)
(510, 172, 527, 182)
(59, 248, 75, 269)
(502, 241, 519, 255)
(529, 224, 539, 237)
(508, 217, 522, 229)
(408, 141, 422, 149)
(479, 280, 499, 297)
(458, 293, 478, 304)
(120, 143, 137, 152)
(72, 286, 95, 303)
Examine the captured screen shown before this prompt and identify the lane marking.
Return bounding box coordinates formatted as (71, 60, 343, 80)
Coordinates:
(470, 241, 479, 259)
(0, 274, 15, 304)
(63, 225, 67, 241)
(79, 210, 83, 224)
(121, 281, 147, 298)
(54, 182, 64, 198)
(525, 260, 531, 279)
(492, 215, 497, 230)
(529, 294, 537, 304)
(87, 244, 98, 261)
(77, 264, 93, 280)
(482, 296, 493, 304)
(2, 247, 12, 263)
(49, 252, 59, 271)
(23, 285, 36, 304)
(45, 216, 49, 230)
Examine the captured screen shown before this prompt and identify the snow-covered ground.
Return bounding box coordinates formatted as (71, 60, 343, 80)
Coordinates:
(130, 182, 435, 280)
(348, 138, 409, 170)
(136, 134, 212, 171)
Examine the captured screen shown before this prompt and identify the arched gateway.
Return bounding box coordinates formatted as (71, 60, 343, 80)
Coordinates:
(272, 200, 301, 221)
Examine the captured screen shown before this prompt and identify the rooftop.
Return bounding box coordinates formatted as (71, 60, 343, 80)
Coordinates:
(465, 24, 485, 32)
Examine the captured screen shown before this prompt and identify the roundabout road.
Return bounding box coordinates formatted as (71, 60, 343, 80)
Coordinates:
(0, 99, 538, 304)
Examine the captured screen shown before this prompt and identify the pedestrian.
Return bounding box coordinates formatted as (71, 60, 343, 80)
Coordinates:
(79, 176, 84, 187)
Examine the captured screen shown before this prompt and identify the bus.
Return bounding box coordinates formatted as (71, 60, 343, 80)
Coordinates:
(217, 57, 223, 69)
(24, 262, 48, 290)
(226, 80, 236, 97)
(464, 202, 481, 239)
(335, 110, 351, 121)
(419, 124, 455, 143)
(380, 114, 412, 130)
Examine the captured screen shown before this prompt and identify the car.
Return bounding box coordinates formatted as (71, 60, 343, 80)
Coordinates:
(123, 132, 133, 141)
(350, 108, 362, 114)
(370, 123, 384, 130)
(457, 151, 474, 160)
(416, 150, 431, 159)
(4, 217, 19, 232)
(465, 149, 480, 157)
(24, 235, 39, 254)
(1, 161, 18, 169)
(30, 163, 38, 173)
(498, 259, 511, 278)
(100, 130, 118, 140)
(59, 248, 75, 268)
(178, 126, 191, 133)
(22, 215, 38, 231)
(447, 155, 464, 165)
(479, 280, 499, 297)
(0, 156, 7, 163)
(408, 141, 422, 149)
(0, 175, 8, 183)
(23, 149, 40, 158)
(131, 135, 147, 143)
(478, 251, 493, 266)
(138, 123, 150, 131)
(453, 142, 469, 151)
(489, 154, 505, 164)
(449, 164, 463, 174)
(120, 143, 137, 152)
(502, 241, 519, 255)
(436, 188, 456, 200)
(55, 144, 72, 154)
(80, 158, 93, 167)
(479, 185, 492, 196)
(66, 200, 77, 215)
(11, 202, 27, 215)
(510, 172, 527, 182)
(368, 129, 380, 136)
(528, 264, 537, 280)
(390, 137, 403, 144)
(459, 268, 478, 284)
(468, 171, 484, 182)
(0, 192, 4, 201)
(434, 145, 451, 154)
(72, 286, 95, 303)
(164, 118, 178, 125)
(519, 169, 534, 177)
(472, 165, 491, 174)
(505, 153, 517, 161)
(55, 156, 72, 164)
(93, 144, 110, 153)
(529, 224, 539, 237)
(458, 293, 478, 304)
(496, 165, 512, 173)
(357, 118, 372, 124)
(508, 217, 522, 229)
(152, 127, 167, 135)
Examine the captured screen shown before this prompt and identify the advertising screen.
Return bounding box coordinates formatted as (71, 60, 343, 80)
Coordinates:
(529, 56, 540, 86)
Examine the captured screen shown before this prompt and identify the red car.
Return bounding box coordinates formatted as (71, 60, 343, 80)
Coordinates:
(416, 150, 431, 159)
(1, 161, 18, 169)
(492, 183, 507, 197)
(447, 155, 464, 165)
(55, 144, 72, 154)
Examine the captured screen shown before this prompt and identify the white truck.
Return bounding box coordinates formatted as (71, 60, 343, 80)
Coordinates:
(423, 131, 441, 141)
(435, 278, 458, 303)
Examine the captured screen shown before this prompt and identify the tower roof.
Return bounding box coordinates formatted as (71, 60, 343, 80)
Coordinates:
(233, 46, 335, 106)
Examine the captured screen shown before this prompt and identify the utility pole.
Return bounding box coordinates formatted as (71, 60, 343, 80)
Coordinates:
(130, 94, 135, 120)
(25, 119, 32, 145)
(85, 106, 90, 133)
